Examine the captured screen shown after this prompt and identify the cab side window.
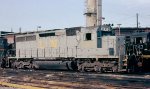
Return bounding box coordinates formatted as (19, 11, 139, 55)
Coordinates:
(85, 33, 92, 41)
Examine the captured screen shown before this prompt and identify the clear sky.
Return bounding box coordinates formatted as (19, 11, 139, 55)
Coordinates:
(0, 0, 150, 32)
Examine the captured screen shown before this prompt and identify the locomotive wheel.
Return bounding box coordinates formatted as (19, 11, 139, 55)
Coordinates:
(112, 66, 118, 72)
(25, 64, 32, 69)
(77, 63, 86, 72)
(13, 61, 25, 69)
(11, 62, 17, 69)
(17, 63, 24, 69)
(94, 65, 101, 73)
(31, 62, 39, 69)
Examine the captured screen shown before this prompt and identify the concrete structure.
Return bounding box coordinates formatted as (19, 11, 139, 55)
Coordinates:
(0, 31, 13, 37)
(113, 27, 150, 36)
(85, 0, 102, 27)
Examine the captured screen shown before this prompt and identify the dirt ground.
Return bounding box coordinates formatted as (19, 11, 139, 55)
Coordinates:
(0, 69, 150, 89)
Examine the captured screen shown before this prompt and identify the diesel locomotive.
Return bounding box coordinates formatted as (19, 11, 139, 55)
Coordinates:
(126, 32, 150, 72)
(1, 25, 126, 72)
(1, 25, 150, 73)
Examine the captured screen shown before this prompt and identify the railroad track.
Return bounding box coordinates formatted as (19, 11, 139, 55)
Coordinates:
(0, 69, 149, 89)
(1, 77, 148, 89)
(0, 77, 148, 89)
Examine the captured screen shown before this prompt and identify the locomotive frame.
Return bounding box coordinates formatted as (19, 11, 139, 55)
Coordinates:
(4, 25, 126, 72)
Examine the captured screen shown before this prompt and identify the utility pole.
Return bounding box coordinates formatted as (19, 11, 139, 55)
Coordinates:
(136, 13, 139, 32)
(11, 28, 13, 32)
(19, 27, 22, 33)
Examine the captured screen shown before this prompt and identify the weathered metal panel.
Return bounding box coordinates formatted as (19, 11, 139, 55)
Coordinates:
(15, 26, 123, 59)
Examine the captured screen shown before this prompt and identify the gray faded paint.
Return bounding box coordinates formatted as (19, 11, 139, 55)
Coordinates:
(15, 26, 125, 60)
